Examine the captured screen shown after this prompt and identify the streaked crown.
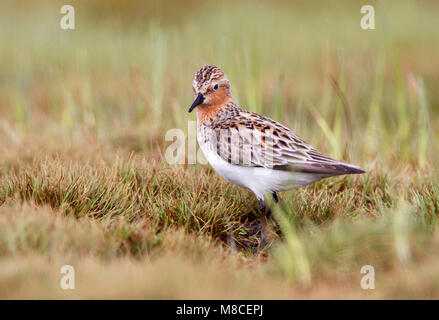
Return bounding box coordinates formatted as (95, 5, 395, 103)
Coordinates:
(193, 65, 228, 91)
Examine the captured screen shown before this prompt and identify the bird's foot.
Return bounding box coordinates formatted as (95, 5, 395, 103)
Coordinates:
(243, 219, 263, 236)
(242, 217, 270, 253)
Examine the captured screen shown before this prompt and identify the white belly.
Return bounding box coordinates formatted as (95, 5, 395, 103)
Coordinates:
(198, 137, 325, 200)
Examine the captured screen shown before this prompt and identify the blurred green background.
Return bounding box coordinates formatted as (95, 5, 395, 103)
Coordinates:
(1, 0, 438, 166)
(0, 0, 439, 299)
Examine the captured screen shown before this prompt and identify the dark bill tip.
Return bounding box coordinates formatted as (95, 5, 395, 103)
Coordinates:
(188, 93, 205, 113)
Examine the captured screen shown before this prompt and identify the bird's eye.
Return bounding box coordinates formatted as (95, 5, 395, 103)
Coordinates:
(213, 83, 219, 91)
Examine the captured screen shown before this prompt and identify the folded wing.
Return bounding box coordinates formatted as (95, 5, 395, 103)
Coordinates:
(204, 110, 364, 176)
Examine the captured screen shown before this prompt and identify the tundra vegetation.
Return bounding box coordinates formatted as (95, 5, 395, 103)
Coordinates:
(0, 0, 438, 298)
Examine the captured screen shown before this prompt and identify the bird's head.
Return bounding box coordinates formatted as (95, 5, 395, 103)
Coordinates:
(188, 65, 232, 113)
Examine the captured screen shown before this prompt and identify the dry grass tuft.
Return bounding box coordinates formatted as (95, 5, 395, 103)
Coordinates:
(0, 0, 438, 298)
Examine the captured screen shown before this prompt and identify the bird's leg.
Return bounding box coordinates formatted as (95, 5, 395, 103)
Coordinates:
(260, 198, 271, 218)
(257, 198, 270, 247)
(259, 198, 267, 213)
(244, 195, 277, 249)
(270, 191, 283, 237)
(243, 198, 267, 236)
(243, 199, 265, 234)
(264, 192, 278, 219)
(272, 192, 279, 203)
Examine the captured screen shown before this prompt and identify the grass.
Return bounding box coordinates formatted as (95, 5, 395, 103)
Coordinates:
(0, 0, 438, 298)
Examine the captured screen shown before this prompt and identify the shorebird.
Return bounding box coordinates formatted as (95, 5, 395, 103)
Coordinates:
(188, 65, 364, 241)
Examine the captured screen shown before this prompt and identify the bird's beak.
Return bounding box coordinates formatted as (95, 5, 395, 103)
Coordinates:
(188, 93, 205, 113)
